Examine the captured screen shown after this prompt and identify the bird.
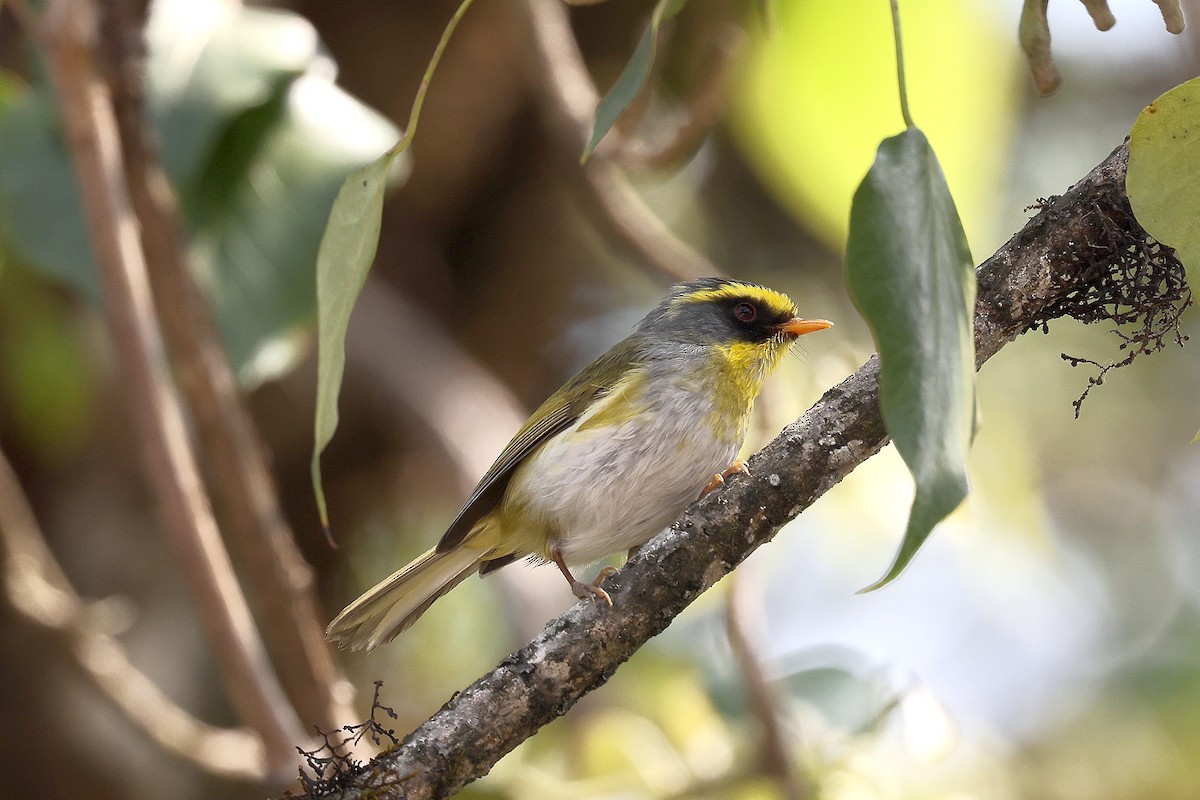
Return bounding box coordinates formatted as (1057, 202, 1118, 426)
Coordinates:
(327, 277, 832, 651)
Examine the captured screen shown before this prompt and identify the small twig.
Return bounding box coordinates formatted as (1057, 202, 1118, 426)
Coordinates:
(725, 570, 811, 799)
(0, 447, 268, 781)
(286, 681, 411, 798)
(40, 0, 301, 777)
(393, 0, 476, 156)
(523, 0, 722, 283)
(888, 0, 915, 128)
(93, 0, 356, 739)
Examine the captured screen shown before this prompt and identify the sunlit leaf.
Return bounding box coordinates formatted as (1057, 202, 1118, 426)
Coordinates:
(1127, 76, 1200, 280)
(845, 127, 976, 591)
(309, 150, 403, 530)
(310, 0, 473, 530)
(581, 0, 688, 162)
(146, 1, 319, 187)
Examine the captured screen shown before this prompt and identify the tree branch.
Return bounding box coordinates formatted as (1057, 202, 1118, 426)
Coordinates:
(93, 0, 356, 738)
(725, 569, 812, 800)
(0, 447, 268, 781)
(293, 142, 1166, 799)
(40, 0, 302, 777)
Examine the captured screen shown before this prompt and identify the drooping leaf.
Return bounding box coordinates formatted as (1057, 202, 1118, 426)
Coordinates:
(309, 150, 403, 530)
(845, 127, 977, 591)
(581, 0, 688, 162)
(310, 0, 473, 530)
(1127, 76, 1200, 280)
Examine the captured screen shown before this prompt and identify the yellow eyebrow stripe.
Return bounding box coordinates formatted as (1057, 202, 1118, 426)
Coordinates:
(670, 283, 797, 316)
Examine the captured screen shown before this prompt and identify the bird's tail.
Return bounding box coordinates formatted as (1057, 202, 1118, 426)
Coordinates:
(326, 546, 483, 651)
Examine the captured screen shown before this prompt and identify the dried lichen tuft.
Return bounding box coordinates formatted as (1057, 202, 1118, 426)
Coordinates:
(288, 681, 410, 799)
(1025, 195, 1191, 416)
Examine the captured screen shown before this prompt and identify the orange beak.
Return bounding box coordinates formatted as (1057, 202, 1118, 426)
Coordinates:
(777, 317, 834, 337)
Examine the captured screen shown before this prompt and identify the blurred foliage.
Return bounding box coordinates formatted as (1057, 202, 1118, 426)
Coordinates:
(0, 0, 397, 386)
(0, 264, 96, 463)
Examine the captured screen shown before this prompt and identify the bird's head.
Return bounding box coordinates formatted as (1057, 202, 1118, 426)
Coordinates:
(637, 278, 832, 381)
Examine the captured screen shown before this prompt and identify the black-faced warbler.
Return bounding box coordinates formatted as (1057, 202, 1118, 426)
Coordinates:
(327, 278, 832, 650)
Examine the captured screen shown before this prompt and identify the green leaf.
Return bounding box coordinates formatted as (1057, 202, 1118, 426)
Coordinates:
(845, 127, 977, 591)
(309, 151, 402, 529)
(309, 0, 474, 530)
(581, 0, 688, 162)
(1127, 76, 1200, 280)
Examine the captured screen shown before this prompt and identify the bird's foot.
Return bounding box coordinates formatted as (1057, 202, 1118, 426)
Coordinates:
(699, 459, 750, 498)
(594, 565, 619, 583)
(553, 542, 614, 607)
(570, 579, 613, 607)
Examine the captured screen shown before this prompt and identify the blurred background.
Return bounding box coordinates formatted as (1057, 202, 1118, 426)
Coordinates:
(1, 0, 1199, 798)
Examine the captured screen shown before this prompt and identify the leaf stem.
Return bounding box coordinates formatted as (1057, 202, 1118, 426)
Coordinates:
(889, 0, 915, 129)
(393, 0, 476, 155)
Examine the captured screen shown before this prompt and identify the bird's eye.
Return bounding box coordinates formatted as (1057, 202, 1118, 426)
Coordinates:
(733, 302, 757, 323)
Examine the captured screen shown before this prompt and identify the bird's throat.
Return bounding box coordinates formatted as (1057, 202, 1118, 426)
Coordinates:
(705, 341, 785, 441)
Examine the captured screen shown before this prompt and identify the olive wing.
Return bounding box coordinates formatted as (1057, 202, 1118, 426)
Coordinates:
(435, 342, 637, 552)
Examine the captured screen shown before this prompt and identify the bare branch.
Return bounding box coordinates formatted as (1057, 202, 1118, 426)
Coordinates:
(523, 0, 722, 283)
(40, 0, 301, 777)
(93, 0, 356, 738)
(282, 142, 1176, 799)
(0, 447, 268, 781)
(725, 570, 812, 799)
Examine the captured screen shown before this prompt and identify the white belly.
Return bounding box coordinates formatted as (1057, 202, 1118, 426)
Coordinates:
(506, 382, 741, 566)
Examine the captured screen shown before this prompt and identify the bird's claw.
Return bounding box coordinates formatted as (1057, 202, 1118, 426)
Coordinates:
(571, 579, 612, 606)
(699, 459, 751, 498)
